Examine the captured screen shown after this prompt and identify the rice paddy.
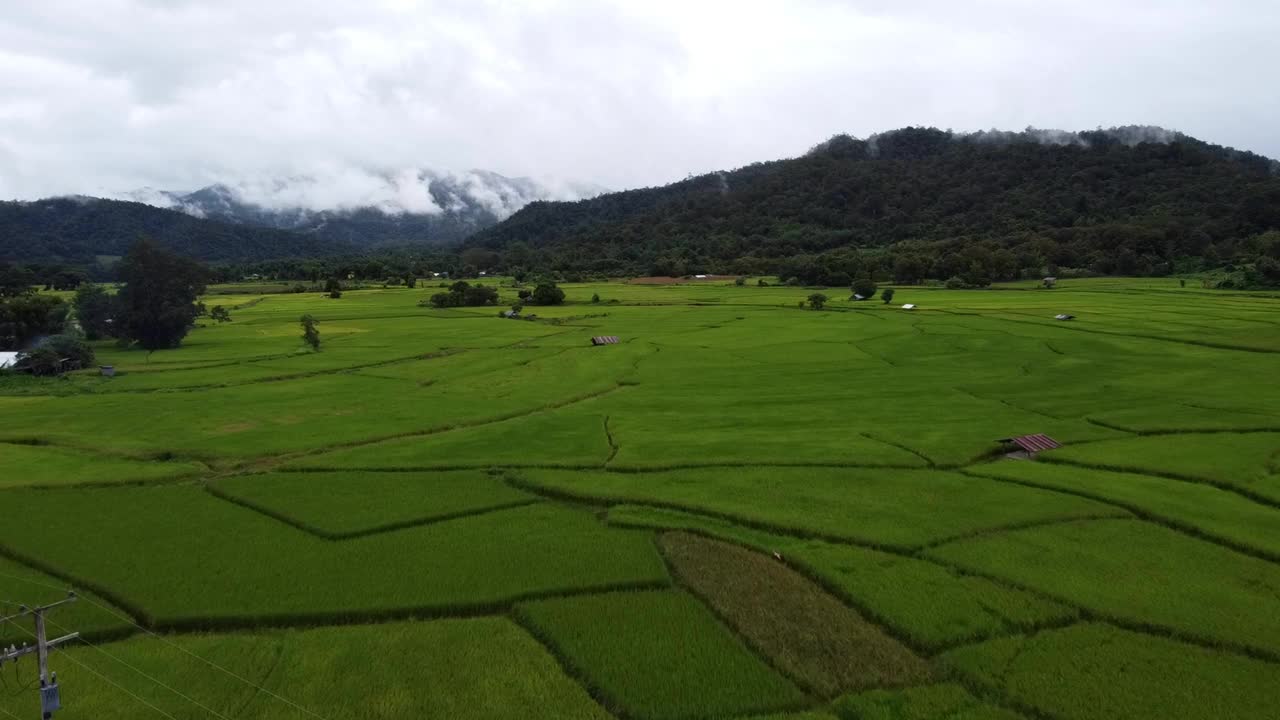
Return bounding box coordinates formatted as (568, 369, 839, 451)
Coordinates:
(1, 276, 1278, 719)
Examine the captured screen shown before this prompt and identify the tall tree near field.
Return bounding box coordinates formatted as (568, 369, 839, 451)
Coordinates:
(807, 292, 828, 310)
(301, 314, 321, 351)
(115, 239, 208, 350)
(74, 284, 116, 340)
(882, 288, 896, 304)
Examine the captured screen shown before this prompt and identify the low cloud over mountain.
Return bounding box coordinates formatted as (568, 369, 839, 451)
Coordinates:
(125, 169, 605, 246)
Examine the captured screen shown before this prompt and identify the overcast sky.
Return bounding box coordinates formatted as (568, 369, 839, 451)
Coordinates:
(2, 0, 1278, 204)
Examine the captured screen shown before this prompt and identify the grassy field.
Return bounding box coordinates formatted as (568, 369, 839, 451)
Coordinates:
(0, 277, 1277, 719)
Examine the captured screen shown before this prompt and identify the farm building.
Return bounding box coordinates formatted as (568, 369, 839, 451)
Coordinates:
(999, 433, 1061, 459)
(0, 351, 18, 369)
(591, 336, 620, 346)
(901, 303, 916, 310)
(1055, 313, 1075, 321)
(1043, 277, 1057, 288)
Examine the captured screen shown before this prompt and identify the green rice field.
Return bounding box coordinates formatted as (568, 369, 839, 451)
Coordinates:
(2, 277, 1278, 719)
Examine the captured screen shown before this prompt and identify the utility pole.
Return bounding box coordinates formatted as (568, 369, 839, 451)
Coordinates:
(0, 592, 79, 719)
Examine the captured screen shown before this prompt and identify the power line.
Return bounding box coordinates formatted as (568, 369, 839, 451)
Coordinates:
(46, 651, 179, 720)
(0, 570, 327, 719)
(6, 615, 177, 720)
(43, 616, 234, 720)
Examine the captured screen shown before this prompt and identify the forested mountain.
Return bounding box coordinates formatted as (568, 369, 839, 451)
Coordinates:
(468, 127, 1280, 284)
(129, 170, 604, 248)
(0, 196, 351, 265)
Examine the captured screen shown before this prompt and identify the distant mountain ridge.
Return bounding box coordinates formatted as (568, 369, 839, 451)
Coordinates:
(0, 196, 350, 265)
(467, 126, 1280, 281)
(127, 169, 606, 248)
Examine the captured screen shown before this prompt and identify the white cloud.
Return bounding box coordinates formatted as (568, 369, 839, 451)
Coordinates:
(0, 0, 1277, 204)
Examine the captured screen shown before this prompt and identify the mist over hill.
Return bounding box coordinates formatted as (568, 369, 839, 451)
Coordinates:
(127, 169, 605, 248)
(468, 126, 1280, 284)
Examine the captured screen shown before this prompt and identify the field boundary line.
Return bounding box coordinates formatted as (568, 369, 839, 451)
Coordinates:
(203, 481, 542, 540)
(253, 382, 633, 470)
(916, 529, 1280, 666)
(1036, 455, 1280, 511)
(859, 431, 937, 467)
(962, 466, 1280, 565)
(506, 471, 1128, 561)
(0, 551, 153, 636)
(1084, 417, 1280, 436)
(603, 416, 620, 465)
(508, 606, 635, 720)
(82, 348, 468, 395)
(974, 311, 1280, 354)
(916, 512, 1133, 551)
(139, 579, 672, 636)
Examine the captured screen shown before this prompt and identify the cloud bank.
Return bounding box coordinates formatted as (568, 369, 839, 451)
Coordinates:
(1, 0, 1278, 205)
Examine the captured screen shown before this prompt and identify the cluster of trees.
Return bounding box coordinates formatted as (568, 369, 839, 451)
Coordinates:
(424, 281, 501, 308)
(464, 127, 1280, 287)
(0, 239, 209, 356)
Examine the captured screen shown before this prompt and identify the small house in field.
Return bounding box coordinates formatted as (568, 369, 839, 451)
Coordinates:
(591, 336, 620, 346)
(901, 303, 916, 310)
(853, 294, 868, 301)
(999, 433, 1061, 459)
(1054, 313, 1075, 321)
(1043, 277, 1057, 288)
(0, 351, 19, 370)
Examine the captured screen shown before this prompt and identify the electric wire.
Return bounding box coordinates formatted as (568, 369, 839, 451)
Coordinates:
(43, 615, 235, 720)
(0, 569, 328, 719)
(6, 621, 179, 720)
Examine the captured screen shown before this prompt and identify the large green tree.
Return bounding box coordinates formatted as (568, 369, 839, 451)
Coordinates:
(73, 284, 116, 340)
(116, 239, 208, 350)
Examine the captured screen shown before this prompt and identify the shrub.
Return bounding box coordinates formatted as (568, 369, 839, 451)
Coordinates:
(735, 277, 747, 286)
(210, 306, 232, 322)
(463, 285, 500, 306)
(807, 293, 828, 310)
(329, 289, 342, 299)
(427, 292, 460, 309)
(851, 278, 877, 300)
(517, 289, 531, 300)
(945, 276, 965, 289)
(882, 288, 896, 304)
(16, 335, 95, 375)
(591, 293, 600, 304)
(300, 314, 320, 351)
(757, 279, 769, 287)
(530, 283, 565, 306)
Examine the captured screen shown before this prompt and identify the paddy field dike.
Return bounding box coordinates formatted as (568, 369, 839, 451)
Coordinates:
(2, 276, 1278, 720)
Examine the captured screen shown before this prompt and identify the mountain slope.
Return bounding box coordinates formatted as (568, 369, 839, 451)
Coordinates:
(132, 170, 605, 248)
(0, 196, 349, 264)
(468, 127, 1280, 280)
